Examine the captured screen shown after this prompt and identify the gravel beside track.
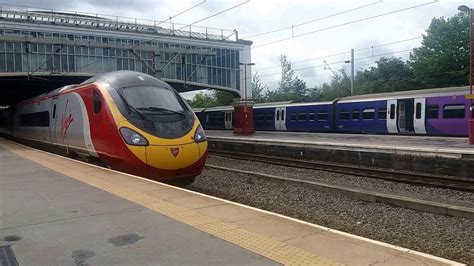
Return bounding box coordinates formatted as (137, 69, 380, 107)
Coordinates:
(207, 155, 474, 208)
(189, 165, 474, 264)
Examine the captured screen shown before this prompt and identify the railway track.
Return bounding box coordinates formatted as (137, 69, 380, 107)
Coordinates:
(209, 150, 474, 193)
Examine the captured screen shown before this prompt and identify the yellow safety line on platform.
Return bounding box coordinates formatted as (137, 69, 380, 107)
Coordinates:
(0, 140, 338, 266)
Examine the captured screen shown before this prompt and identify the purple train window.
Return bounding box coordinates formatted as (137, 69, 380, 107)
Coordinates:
(298, 113, 307, 121)
(378, 108, 387, 120)
(339, 111, 350, 120)
(353, 110, 360, 120)
(426, 105, 438, 119)
(317, 112, 328, 121)
(443, 104, 465, 119)
(363, 109, 375, 120)
(416, 103, 422, 119)
(389, 104, 395, 119)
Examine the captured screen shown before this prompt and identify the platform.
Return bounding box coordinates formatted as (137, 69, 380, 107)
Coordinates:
(0, 138, 463, 265)
(206, 130, 474, 178)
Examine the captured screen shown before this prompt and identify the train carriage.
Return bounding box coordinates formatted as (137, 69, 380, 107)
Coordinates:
(336, 86, 470, 136)
(194, 85, 470, 137)
(3, 71, 208, 184)
(285, 102, 334, 132)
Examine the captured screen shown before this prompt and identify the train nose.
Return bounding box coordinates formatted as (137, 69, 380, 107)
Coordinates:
(145, 141, 207, 177)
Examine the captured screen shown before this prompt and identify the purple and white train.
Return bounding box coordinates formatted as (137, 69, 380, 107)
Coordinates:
(195, 86, 471, 136)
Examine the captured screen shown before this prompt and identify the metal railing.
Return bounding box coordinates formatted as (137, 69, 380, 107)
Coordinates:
(0, 4, 238, 42)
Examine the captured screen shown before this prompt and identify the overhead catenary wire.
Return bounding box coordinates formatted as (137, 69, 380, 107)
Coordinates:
(252, 0, 438, 49)
(258, 48, 415, 79)
(176, 0, 250, 31)
(176, 1, 435, 72)
(255, 36, 423, 71)
(243, 0, 382, 39)
(155, 0, 207, 27)
(103, 1, 434, 78)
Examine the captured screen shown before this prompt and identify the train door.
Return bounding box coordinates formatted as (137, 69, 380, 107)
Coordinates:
(50, 97, 58, 143)
(274, 107, 287, 131)
(398, 99, 414, 133)
(413, 98, 427, 134)
(386, 100, 398, 133)
(224, 111, 233, 129)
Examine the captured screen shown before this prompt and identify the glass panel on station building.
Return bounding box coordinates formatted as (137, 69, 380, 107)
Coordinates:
(0, 24, 243, 92)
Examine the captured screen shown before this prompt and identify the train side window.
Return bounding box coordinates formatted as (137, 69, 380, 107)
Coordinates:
(291, 113, 297, 121)
(378, 108, 387, 120)
(266, 114, 274, 121)
(298, 112, 307, 121)
(390, 104, 395, 119)
(308, 112, 315, 121)
(363, 109, 375, 120)
(443, 104, 465, 119)
(352, 110, 359, 120)
(281, 110, 285, 120)
(19, 111, 50, 127)
(276, 110, 280, 121)
(93, 90, 102, 114)
(339, 111, 350, 120)
(317, 112, 328, 121)
(415, 103, 422, 119)
(426, 105, 438, 119)
(52, 104, 56, 119)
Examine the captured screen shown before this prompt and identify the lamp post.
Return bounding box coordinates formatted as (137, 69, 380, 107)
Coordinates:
(239, 62, 255, 101)
(344, 49, 355, 96)
(458, 5, 473, 144)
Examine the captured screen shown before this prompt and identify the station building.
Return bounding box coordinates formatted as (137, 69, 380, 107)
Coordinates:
(0, 5, 252, 105)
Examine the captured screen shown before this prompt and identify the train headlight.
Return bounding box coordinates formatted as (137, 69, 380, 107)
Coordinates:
(120, 127, 149, 146)
(194, 125, 206, 143)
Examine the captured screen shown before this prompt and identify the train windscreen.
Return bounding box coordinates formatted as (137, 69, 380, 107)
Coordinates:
(119, 86, 188, 113)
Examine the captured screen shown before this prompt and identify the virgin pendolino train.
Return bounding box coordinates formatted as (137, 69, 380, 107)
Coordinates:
(195, 86, 471, 136)
(0, 71, 208, 184)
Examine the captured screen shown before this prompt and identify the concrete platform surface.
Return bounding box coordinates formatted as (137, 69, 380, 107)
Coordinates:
(0, 138, 464, 265)
(206, 130, 474, 155)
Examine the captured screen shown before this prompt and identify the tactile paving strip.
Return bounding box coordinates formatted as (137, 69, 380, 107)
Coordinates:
(0, 141, 339, 265)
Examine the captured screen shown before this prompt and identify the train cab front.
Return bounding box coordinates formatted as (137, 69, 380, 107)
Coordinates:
(108, 72, 208, 183)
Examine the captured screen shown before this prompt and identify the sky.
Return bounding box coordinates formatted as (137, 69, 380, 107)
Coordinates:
(4, 0, 472, 98)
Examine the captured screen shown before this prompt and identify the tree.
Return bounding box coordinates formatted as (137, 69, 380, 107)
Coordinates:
(251, 72, 268, 103)
(213, 90, 234, 106)
(279, 54, 296, 94)
(318, 68, 352, 101)
(356, 57, 418, 94)
(187, 92, 216, 108)
(276, 54, 307, 101)
(409, 12, 469, 88)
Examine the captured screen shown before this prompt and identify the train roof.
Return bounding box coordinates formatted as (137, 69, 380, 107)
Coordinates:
(338, 86, 469, 103)
(81, 70, 172, 91)
(199, 100, 334, 112)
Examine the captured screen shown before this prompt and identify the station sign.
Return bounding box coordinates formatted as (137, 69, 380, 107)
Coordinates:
(466, 94, 474, 100)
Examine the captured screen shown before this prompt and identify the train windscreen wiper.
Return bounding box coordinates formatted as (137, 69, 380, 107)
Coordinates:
(117, 91, 149, 121)
(137, 107, 187, 117)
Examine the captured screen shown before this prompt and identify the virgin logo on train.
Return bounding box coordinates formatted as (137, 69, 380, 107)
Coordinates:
(61, 100, 74, 139)
(170, 147, 180, 158)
